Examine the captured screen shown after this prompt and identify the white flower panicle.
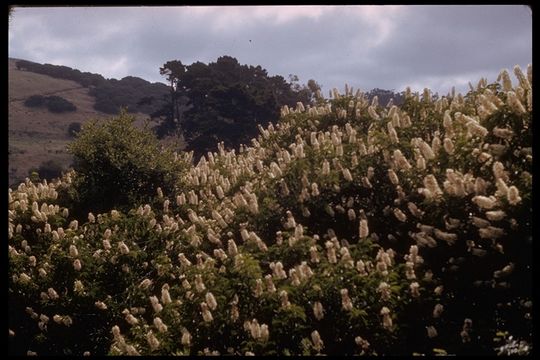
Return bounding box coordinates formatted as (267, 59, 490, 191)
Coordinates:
(161, 287, 172, 305)
(149, 296, 163, 313)
(433, 304, 444, 318)
(410, 282, 420, 298)
(377, 282, 391, 301)
(359, 219, 369, 239)
(146, 330, 160, 350)
(73, 259, 82, 271)
(472, 195, 497, 209)
(340, 288, 353, 311)
(311, 330, 324, 352)
(181, 328, 192, 347)
(507, 186, 522, 205)
(313, 301, 325, 320)
(69, 245, 79, 257)
(153, 317, 168, 333)
(499, 69, 513, 91)
(426, 325, 438, 338)
(380, 307, 393, 330)
(279, 290, 291, 308)
(506, 91, 527, 114)
(200, 302, 213, 322)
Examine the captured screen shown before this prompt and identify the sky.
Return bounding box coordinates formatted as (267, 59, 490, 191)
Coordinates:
(8, 5, 532, 95)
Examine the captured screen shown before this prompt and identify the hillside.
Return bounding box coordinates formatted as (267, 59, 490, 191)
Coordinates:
(8, 66, 532, 355)
(8, 58, 178, 185)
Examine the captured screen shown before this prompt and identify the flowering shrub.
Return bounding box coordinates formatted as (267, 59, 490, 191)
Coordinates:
(8, 65, 532, 356)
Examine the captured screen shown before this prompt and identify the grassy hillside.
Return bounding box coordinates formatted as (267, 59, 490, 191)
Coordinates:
(8, 66, 532, 355)
(8, 58, 178, 185)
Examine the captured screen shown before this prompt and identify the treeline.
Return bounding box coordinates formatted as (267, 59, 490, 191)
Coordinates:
(15, 57, 405, 163)
(153, 56, 320, 156)
(16, 59, 105, 87)
(153, 56, 406, 158)
(88, 77, 169, 115)
(15, 59, 169, 116)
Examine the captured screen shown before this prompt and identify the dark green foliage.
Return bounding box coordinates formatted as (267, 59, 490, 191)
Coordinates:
(46, 96, 77, 113)
(15, 59, 169, 116)
(15, 59, 105, 87)
(24, 95, 46, 107)
(23, 95, 76, 113)
(156, 56, 317, 157)
(37, 160, 64, 180)
(66, 110, 187, 215)
(89, 77, 169, 115)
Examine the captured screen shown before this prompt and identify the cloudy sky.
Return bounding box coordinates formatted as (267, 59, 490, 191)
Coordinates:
(8, 5, 532, 95)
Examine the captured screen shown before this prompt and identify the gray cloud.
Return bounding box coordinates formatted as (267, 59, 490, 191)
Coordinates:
(9, 5, 531, 95)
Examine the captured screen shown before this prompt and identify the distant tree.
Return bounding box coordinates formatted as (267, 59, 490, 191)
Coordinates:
(37, 160, 64, 180)
(46, 95, 77, 113)
(156, 60, 188, 137)
(157, 56, 318, 158)
(24, 95, 46, 108)
(89, 77, 169, 115)
(23, 95, 77, 112)
(366, 88, 404, 107)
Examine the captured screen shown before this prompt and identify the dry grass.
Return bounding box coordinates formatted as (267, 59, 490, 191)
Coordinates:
(8, 58, 163, 185)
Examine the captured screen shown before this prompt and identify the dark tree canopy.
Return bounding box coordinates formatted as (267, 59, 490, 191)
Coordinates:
(157, 56, 317, 158)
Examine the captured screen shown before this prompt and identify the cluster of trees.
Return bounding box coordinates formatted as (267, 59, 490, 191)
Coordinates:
(88, 77, 170, 115)
(23, 95, 77, 113)
(153, 56, 320, 156)
(152, 56, 408, 159)
(16, 60, 169, 116)
(16, 60, 105, 88)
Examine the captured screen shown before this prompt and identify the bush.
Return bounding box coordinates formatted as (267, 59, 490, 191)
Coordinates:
(46, 96, 77, 113)
(22, 95, 76, 113)
(23, 95, 46, 108)
(66, 109, 187, 214)
(37, 160, 64, 180)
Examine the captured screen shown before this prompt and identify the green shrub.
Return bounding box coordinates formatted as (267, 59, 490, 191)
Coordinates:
(46, 96, 77, 113)
(24, 95, 46, 108)
(66, 109, 187, 215)
(23, 95, 76, 113)
(37, 160, 64, 180)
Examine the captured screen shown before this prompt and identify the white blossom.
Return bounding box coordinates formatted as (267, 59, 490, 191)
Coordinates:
(313, 301, 325, 320)
(311, 330, 324, 352)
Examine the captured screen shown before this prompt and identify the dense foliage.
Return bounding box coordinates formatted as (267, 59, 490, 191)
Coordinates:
(46, 96, 77, 113)
(23, 95, 77, 113)
(156, 56, 318, 156)
(36, 160, 65, 181)
(16, 59, 106, 88)
(65, 110, 187, 216)
(8, 65, 532, 356)
(15, 59, 169, 116)
(88, 77, 170, 115)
